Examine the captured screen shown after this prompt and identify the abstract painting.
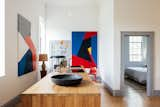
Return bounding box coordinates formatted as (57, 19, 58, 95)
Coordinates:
(49, 40, 71, 68)
(18, 14, 36, 76)
(72, 32, 97, 68)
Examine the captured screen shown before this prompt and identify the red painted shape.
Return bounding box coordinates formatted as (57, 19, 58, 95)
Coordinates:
(72, 55, 96, 68)
(83, 32, 97, 40)
(90, 67, 96, 74)
(24, 36, 37, 70)
(88, 51, 96, 67)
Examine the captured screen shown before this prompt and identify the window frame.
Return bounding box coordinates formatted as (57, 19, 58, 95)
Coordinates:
(0, 0, 5, 77)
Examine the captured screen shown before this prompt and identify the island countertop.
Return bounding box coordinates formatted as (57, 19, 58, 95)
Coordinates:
(21, 72, 100, 107)
(23, 72, 100, 95)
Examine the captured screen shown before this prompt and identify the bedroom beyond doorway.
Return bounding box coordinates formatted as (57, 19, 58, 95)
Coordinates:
(121, 32, 154, 96)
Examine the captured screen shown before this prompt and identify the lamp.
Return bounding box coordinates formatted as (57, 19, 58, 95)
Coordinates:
(39, 54, 48, 78)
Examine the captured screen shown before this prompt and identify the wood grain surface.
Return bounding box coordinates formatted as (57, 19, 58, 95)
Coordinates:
(21, 72, 100, 107)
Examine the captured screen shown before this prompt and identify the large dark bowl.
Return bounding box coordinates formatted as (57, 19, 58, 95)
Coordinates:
(51, 74, 83, 86)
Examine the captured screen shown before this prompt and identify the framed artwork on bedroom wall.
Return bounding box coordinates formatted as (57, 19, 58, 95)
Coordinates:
(72, 31, 97, 68)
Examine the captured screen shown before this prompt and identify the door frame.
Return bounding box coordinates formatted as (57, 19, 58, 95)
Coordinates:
(121, 31, 154, 96)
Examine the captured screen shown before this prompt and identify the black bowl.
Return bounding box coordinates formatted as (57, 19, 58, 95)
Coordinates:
(51, 74, 83, 86)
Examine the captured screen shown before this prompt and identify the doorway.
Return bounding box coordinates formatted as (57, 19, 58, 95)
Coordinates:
(121, 32, 154, 96)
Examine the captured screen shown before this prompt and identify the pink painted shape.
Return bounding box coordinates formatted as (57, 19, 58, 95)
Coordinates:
(24, 36, 37, 70)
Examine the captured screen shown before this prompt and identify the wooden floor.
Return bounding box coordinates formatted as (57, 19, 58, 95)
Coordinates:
(16, 83, 160, 107)
(124, 78, 146, 95)
(101, 79, 160, 107)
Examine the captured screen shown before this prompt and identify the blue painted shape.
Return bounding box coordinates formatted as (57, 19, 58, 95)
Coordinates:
(91, 35, 97, 66)
(72, 32, 85, 55)
(18, 49, 33, 76)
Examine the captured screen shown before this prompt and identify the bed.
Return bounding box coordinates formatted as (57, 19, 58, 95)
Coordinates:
(125, 67, 147, 84)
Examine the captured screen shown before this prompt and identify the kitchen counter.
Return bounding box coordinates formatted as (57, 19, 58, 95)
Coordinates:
(21, 72, 100, 107)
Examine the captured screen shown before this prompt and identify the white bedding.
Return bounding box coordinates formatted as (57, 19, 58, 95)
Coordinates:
(125, 67, 147, 84)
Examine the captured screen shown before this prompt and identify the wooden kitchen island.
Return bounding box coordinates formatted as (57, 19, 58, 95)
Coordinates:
(20, 72, 101, 107)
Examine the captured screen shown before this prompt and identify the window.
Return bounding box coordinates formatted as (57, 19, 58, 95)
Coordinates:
(129, 36, 144, 62)
(0, 0, 5, 77)
(39, 17, 46, 53)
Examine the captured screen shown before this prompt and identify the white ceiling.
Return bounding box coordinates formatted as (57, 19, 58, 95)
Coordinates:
(45, 0, 99, 7)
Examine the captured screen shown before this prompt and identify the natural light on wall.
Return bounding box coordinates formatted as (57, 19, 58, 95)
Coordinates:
(0, 0, 5, 77)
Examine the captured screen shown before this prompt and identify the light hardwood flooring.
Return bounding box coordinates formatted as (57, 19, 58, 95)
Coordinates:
(124, 78, 146, 94)
(101, 79, 160, 107)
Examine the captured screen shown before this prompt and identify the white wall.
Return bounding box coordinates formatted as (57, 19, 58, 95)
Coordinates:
(114, 0, 160, 90)
(0, 0, 45, 105)
(45, 4, 99, 68)
(45, 0, 160, 92)
(46, 5, 98, 40)
(98, 0, 115, 89)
